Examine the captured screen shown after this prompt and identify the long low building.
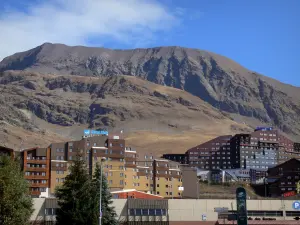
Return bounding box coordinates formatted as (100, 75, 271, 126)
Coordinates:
(31, 198, 300, 224)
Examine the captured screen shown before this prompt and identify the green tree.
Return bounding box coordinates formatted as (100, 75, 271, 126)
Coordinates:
(55, 154, 95, 225)
(90, 163, 117, 225)
(0, 156, 33, 225)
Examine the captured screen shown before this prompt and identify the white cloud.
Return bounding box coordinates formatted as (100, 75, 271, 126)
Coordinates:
(0, 0, 181, 60)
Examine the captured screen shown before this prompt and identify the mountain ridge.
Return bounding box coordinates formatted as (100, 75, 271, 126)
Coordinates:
(1, 43, 300, 139)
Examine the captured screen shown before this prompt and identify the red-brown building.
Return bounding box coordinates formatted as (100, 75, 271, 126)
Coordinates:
(111, 189, 163, 199)
(21, 147, 51, 197)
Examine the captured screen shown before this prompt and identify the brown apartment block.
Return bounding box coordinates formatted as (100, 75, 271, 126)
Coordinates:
(21, 147, 51, 197)
(266, 158, 300, 197)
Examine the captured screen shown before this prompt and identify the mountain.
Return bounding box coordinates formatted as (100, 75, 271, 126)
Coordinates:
(1, 43, 300, 137)
(0, 70, 249, 153)
(1, 42, 300, 150)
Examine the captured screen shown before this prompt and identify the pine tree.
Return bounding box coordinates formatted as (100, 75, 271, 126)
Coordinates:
(0, 156, 33, 225)
(55, 154, 95, 225)
(91, 163, 118, 225)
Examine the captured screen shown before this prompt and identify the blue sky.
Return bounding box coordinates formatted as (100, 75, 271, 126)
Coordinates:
(0, 0, 299, 86)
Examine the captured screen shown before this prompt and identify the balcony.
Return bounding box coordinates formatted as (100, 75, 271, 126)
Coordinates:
(26, 159, 47, 164)
(30, 191, 41, 196)
(30, 182, 49, 187)
(25, 167, 47, 172)
(25, 175, 48, 179)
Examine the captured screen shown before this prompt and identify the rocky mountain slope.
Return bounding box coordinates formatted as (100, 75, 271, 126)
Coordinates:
(1, 43, 300, 138)
(0, 71, 249, 153)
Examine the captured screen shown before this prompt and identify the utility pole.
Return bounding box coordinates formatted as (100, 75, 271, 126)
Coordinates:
(99, 157, 106, 225)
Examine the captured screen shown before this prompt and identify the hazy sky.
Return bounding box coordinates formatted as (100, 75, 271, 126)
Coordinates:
(0, 0, 299, 86)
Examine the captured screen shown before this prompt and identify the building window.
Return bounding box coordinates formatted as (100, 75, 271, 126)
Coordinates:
(93, 143, 96, 146)
(56, 178, 59, 183)
(69, 156, 72, 160)
(120, 180, 124, 185)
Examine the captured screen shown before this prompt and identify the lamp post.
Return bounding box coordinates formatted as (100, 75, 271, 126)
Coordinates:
(99, 157, 106, 225)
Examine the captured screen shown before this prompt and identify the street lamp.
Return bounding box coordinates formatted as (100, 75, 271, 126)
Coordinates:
(99, 157, 106, 225)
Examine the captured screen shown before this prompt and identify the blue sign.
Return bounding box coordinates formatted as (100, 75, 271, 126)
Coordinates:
(84, 129, 90, 135)
(84, 129, 108, 136)
(255, 127, 273, 131)
(293, 201, 300, 210)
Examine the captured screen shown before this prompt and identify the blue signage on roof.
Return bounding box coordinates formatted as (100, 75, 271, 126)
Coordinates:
(84, 129, 108, 136)
(255, 127, 273, 131)
(293, 201, 300, 210)
(84, 130, 90, 135)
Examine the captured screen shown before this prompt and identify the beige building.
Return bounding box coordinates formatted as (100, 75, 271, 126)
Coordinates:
(31, 198, 300, 224)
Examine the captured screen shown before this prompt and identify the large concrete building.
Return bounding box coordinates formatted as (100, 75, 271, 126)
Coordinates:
(164, 127, 300, 182)
(30, 198, 300, 225)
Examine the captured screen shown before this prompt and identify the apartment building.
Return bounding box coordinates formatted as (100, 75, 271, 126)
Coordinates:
(186, 135, 232, 170)
(266, 158, 300, 197)
(184, 127, 300, 172)
(49, 134, 126, 194)
(153, 159, 183, 198)
(21, 147, 51, 197)
(162, 153, 187, 164)
(4, 129, 196, 198)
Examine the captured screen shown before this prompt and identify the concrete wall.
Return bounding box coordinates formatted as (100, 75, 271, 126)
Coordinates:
(30, 198, 45, 222)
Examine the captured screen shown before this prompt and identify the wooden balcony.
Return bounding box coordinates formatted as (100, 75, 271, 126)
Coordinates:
(25, 175, 49, 179)
(30, 191, 41, 196)
(26, 159, 47, 164)
(25, 167, 47, 172)
(30, 182, 49, 188)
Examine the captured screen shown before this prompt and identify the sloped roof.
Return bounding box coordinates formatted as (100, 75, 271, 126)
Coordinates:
(111, 189, 163, 198)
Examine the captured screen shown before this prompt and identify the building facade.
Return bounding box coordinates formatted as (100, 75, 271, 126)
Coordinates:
(162, 153, 187, 164)
(185, 127, 300, 173)
(7, 131, 195, 198)
(267, 158, 300, 197)
(31, 198, 300, 225)
(21, 147, 51, 197)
